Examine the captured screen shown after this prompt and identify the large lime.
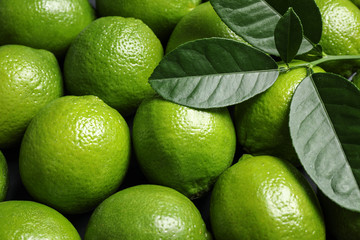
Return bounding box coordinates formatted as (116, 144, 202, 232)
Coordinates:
(132, 96, 236, 198)
(210, 155, 326, 240)
(19, 95, 131, 214)
(0, 0, 95, 57)
(64, 16, 163, 116)
(234, 61, 324, 165)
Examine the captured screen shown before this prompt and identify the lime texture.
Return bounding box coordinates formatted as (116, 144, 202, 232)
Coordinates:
(96, 0, 201, 41)
(234, 61, 324, 166)
(0, 44, 63, 149)
(64, 16, 163, 116)
(210, 155, 326, 240)
(19, 95, 131, 214)
(85, 184, 211, 240)
(133, 96, 236, 198)
(0, 201, 80, 239)
(0, 0, 95, 57)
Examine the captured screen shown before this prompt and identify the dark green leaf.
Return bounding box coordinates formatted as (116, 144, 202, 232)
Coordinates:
(149, 38, 279, 109)
(266, 0, 322, 44)
(289, 72, 360, 212)
(275, 8, 303, 63)
(210, 0, 322, 56)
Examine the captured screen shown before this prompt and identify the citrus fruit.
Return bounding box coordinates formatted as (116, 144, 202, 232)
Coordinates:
(0, 200, 80, 239)
(85, 184, 211, 240)
(314, 0, 360, 77)
(0, 0, 95, 57)
(132, 96, 236, 198)
(19, 95, 131, 214)
(0, 44, 63, 149)
(234, 61, 324, 165)
(0, 151, 8, 201)
(319, 192, 360, 240)
(0, 0, 95, 58)
(210, 154, 326, 240)
(96, 0, 201, 42)
(166, 1, 247, 53)
(64, 16, 163, 116)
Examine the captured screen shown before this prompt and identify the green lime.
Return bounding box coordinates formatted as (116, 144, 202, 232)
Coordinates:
(319, 192, 360, 240)
(96, 0, 201, 42)
(0, 0, 95, 57)
(210, 154, 326, 240)
(19, 95, 131, 214)
(0, 200, 80, 239)
(314, 0, 360, 77)
(0, 44, 63, 149)
(166, 1, 246, 53)
(64, 16, 163, 116)
(0, 151, 8, 201)
(234, 61, 324, 165)
(85, 184, 211, 240)
(132, 96, 236, 198)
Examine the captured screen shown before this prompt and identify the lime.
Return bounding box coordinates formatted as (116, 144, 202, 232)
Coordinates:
(166, 1, 247, 53)
(0, 151, 8, 201)
(64, 16, 163, 116)
(0, 0, 95, 57)
(132, 96, 236, 198)
(314, 0, 360, 77)
(85, 184, 211, 240)
(19, 95, 131, 214)
(210, 154, 326, 240)
(0, 44, 63, 149)
(319, 192, 360, 240)
(96, 0, 201, 42)
(234, 61, 324, 165)
(0, 200, 80, 239)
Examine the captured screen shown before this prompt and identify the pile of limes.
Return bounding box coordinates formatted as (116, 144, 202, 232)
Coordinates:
(0, 0, 359, 239)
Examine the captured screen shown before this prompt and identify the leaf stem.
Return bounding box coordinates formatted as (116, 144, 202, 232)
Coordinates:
(310, 55, 360, 66)
(292, 55, 360, 69)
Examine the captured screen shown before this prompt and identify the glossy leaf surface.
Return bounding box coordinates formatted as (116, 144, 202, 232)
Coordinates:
(211, 0, 322, 55)
(290, 73, 360, 212)
(275, 8, 303, 63)
(149, 38, 279, 109)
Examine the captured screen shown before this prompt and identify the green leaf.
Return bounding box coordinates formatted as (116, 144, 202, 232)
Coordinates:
(149, 38, 279, 109)
(289, 72, 360, 212)
(275, 8, 303, 63)
(210, 0, 322, 56)
(266, 0, 322, 44)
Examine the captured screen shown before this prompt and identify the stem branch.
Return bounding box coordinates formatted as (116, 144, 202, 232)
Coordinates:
(291, 55, 360, 69)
